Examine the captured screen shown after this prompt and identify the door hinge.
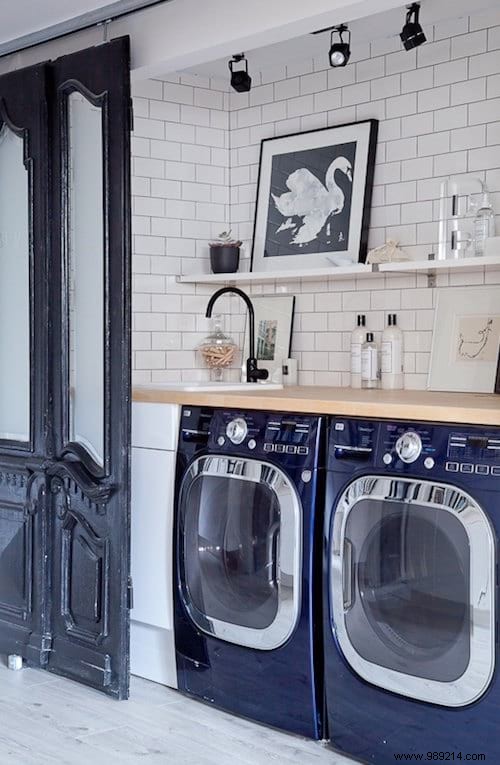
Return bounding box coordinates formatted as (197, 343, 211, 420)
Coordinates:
(129, 98, 134, 133)
(40, 634, 53, 664)
(127, 577, 134, 610)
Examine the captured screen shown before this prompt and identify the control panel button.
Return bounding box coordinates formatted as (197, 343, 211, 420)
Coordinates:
(263, 443, 273, 452)
(460, 463, 474, 473)
(226, 417, 248, 445)
(395, 431, 422, 464)
(445, 461, 459, 472)
(424, 457, 435, 470)
(297, 446, 309, 455)
(475, 465, 489, 475)
(383, 453, 392, 465)
(217, 436, 225, 446)
(492, 466, 500, 477)
(248, 439, 256, 450)
(275, 444, 285, 453)
(286, 445, 297, 454)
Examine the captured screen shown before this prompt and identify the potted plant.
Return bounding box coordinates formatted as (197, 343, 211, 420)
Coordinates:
(209, 229, 242, 274)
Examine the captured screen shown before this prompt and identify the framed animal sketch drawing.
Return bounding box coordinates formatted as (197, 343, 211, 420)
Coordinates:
(428, 287, 500, 393)
(251, 119, 378, 273)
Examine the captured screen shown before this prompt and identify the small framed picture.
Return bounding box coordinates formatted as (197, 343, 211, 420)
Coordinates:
(251, 119, 378, 273)
(428, 287, 500, 393)
(241, 295, 295, 382)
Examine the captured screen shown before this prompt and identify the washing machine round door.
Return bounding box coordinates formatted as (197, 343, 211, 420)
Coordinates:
(178, 455, 302, 650)
(330, 475, 495, 707)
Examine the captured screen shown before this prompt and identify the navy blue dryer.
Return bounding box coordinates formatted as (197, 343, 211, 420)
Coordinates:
(324, 417, 499, 763)
(174, 406, 324, 738)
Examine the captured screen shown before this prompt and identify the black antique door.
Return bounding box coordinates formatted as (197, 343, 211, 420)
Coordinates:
(0, 63, 50, 671)
(0, 38, 131, 699)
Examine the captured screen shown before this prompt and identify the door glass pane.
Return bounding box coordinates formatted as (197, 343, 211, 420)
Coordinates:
(0, 124, 30, 442)
(345, 499, 470, 682)
(182, 474, 280, 629)
(67, 91, 104, 467)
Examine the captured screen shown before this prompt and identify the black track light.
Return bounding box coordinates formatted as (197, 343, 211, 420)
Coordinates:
(229, 53, 252, 93)
(400, 3, 426, 51)
(329, 24, 351, 68)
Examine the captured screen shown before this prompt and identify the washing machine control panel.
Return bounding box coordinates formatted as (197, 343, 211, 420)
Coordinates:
(395, 431, 422, 463)
(445, 433, 500, 477)
(209, 410, 318, 460)
(263, 417, 312, 455)
(226, 417, 248, 445)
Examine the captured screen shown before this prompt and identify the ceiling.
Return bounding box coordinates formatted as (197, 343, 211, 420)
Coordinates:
(183, 0, 496, 81)
(0, 0, 164, 55)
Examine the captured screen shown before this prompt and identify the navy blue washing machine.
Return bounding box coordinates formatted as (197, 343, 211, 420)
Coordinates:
(324, 417, 500, 763)
(173, 406, 325, 738)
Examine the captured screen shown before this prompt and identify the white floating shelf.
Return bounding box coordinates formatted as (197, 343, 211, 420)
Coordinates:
(380, 254, 500, 274)
(177, 254, 500, 286)
(177, 263, 372, 285)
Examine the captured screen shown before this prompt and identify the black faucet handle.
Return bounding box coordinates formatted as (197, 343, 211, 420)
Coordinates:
(246, 358, 269, 383)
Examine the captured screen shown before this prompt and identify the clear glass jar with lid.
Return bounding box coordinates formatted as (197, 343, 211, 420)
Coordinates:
(197, 314, 238, 381)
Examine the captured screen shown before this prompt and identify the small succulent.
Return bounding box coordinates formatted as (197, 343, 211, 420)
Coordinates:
(209, 229, 242, 247)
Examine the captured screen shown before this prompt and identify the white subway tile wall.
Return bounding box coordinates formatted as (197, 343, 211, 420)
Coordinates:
(132, 10, 500, 387)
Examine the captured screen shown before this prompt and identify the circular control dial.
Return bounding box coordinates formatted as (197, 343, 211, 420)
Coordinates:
(226, 417, 248, 445)
(395, 431, 422, 464)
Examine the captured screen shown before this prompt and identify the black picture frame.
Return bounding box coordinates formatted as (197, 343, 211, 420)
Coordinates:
(495, 344, 500, 394)
(250, 118, 378, 274)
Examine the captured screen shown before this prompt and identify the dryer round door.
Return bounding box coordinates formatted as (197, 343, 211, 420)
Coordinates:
(178, 455, 302, 650)
(330, 475, 495, 706)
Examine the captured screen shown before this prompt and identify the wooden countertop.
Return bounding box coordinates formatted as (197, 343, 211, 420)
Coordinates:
(132, 385, 500, 427)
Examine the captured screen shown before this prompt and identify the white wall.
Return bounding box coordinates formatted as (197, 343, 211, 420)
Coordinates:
(131, 8, 500, 389)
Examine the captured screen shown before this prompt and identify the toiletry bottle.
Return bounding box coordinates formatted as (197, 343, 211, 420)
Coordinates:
(350, 314, 366, 389)
(473, 191, 496, 257)
(361, 332, 379, 390)
(381, 313, 404, 390)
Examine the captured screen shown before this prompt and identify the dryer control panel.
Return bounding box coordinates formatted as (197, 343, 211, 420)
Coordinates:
(329, 417, 500, 483)
(381, 422, 436, 467)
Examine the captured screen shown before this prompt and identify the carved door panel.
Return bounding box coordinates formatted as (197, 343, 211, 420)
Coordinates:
(47, 39, 131, 699)
(0, 39, 131, 699)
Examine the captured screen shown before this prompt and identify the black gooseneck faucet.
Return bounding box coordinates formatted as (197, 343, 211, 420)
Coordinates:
(205, 287, 269, 383)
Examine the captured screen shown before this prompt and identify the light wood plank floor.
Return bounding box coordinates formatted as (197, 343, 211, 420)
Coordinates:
(0, 657, 355, 764)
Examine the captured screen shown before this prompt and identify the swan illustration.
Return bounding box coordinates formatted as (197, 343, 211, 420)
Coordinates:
(272, 156, 353, 245)
(458, 318, 493, 359)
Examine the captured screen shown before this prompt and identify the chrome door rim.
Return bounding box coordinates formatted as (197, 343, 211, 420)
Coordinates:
(179, 455, 303, 650)
(331, 475, 495, 707)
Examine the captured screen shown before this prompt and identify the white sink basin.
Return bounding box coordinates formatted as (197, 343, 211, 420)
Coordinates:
(136, 382, 283, 392)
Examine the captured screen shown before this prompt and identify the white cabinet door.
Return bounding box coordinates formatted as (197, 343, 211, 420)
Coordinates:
(131, 446, 175, 630)
(132, 402, 180, 451)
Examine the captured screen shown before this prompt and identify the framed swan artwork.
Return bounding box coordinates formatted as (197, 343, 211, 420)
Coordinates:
(251, 119, 378, 273)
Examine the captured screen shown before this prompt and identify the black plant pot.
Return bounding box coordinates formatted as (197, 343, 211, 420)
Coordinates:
(209, 245, 240, 274)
